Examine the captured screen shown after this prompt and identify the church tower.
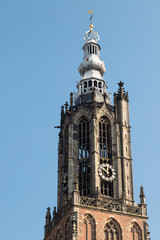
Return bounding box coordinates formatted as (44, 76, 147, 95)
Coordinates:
(44, 20, 150, 240)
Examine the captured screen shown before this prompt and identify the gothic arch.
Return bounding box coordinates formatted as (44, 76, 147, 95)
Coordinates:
(65, 217, 71, 240)
(97, 105, 115, 123)
(74, 108, 92, 125)
(130, 221, 142, 240)
(55, 229, 63, 240)
(104, 218, 122, 240)
(77, 115, 90, 125)
(83, 214, 96, 240)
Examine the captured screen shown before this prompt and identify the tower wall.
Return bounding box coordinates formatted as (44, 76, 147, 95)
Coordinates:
(44, 22, 150, 240)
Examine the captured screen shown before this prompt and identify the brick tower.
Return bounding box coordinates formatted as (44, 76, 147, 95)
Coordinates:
(44, 20, 150, 240)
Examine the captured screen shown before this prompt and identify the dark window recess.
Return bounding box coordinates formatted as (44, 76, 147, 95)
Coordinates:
(101, 181, 113, 196)
(93, 45, 94, 54)
(78, 118, 90, 196)
(84, 81, 87, 88)
(99, 82, 102, 88)
(87, 46, 89, 53)
(94, 81, 97, 87)
(99, 117, 113, 197)
(89, 80, 92, 87)
(90, 45, 92, 54)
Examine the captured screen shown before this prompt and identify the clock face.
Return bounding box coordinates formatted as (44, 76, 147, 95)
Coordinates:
(98, 163, 116, 182)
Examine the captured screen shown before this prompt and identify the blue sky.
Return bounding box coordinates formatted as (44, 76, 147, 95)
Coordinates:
(0, 0, 159, 239)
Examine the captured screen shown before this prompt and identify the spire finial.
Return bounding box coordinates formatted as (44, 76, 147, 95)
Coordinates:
(45, 207, 51, 225)
(88, 10, 94, 29)
(140, 186, 145, 204)
(83, 11, 100, 43)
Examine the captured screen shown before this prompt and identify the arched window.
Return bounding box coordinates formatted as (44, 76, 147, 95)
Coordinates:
(99, 82, 102, 88)
(99, 116, 113, 197)
(130, 222, 142, 240)
(89, 80, 92, 87)
(84, 81, 87, 88)
(78, 117, 90, 196)
(83, 214, 96, 240)
(104, 219, 122, 240)
(65, 217, 71, 240)
(94, 81, 97, 87)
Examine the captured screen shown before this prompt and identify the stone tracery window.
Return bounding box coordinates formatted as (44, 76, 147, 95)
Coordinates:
(130, 222, 142, 240)
(83, 214, 96, 240)
(104, 219, 122, 240)
(99, 116, 113, 197)
(78, 117, 90, 196)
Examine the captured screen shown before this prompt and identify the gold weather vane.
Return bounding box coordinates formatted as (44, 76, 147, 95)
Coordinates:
(88, 10, 94, 29)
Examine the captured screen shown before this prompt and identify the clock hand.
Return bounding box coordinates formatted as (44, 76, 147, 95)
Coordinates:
(102, 167, 110, 176)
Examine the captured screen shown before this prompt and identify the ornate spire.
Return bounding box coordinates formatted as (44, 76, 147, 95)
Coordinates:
(116, 81, 128, 101)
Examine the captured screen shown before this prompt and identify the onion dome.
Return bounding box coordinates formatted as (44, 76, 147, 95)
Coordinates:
(78, 24, 106, 78)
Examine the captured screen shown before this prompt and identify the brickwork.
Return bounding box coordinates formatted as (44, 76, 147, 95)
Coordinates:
(45, 204, 147, 240)
(78, 207, 146, 240)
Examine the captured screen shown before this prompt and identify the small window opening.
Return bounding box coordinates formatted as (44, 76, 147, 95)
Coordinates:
(84, 81, 87, 88)
(95, 46, 97, 54)
(93, 45, 94, 54)
(90, 45, 92, 54)
(99, 82, 102, 88)
(87, 46, 89, 53)
(94, 81, 97, 87)
(89, 80, 92, 87)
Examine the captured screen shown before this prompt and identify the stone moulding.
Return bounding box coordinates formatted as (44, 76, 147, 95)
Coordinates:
(80, 196, 143, 216)
(49, 195, 144, 238)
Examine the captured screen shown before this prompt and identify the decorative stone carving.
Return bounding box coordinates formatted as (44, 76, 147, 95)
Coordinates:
(71, 212, 78, 238)
(80, 196, 143, 216)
